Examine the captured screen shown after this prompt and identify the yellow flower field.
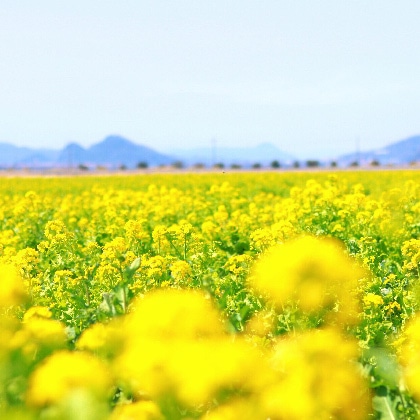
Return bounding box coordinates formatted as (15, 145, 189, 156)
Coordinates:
(1, 169, 420, 419)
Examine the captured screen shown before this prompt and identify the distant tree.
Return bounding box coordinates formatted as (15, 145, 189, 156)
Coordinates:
(293, 160, 300, 168)
(330, 161, 338, 168)
(230, 163, 242, 170)
(137, 161, 148, 169)
(119, 164, 127, 171)
(270, 160, 280, 168)
(78, 163, 89, 171)
(192, 162, 205, 169)
(172, 160, 184, 169)
(306, 160, 320, 168)
(213, 162, 225, 169)
(349, 161, 359, 167)
(252, 162, 262, 169)
(370, 160, 380, 167)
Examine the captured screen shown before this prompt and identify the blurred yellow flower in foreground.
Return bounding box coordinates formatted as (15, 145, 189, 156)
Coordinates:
(26, 350, 112, 407)
(399, 314, 420, 400)
(23, 306, 53, 321)
(11, 317, 67, 358)
(76, 318, 124, 358)
(110, 400, 163, 420)
(0, 264, 27, 308)
(260, 328, 368, 420)
(125, 289, 224, 339)
(116, 289, 263, 406)
(250, 236, 365, 323)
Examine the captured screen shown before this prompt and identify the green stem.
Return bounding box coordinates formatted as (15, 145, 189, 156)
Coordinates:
(84, 281, 90, 306)
(397, 388, 407, 420)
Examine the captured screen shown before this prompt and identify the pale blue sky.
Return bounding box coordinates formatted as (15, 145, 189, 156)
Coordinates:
(1, 1, 420, 159)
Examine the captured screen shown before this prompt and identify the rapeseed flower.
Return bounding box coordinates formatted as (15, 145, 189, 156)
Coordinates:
(11, 316, 67, 357)
(363, 293, 384, 307)
(250, 236, 364, 324)
(115, 289, 263, 406)
(0, 264, 27, 308)
(110, 400, 163, 420)
(170, 260, 192, 282)
(26, 350, 112, 406)
(259, 328, 368, 419)
(123, 289, 223, 340)
(399, 315, 420, 400)
(204, 398, 263, 419)
(76, 319, 123, 357)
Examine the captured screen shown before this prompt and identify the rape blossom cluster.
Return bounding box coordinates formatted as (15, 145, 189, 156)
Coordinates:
(0, 171, 420, 418)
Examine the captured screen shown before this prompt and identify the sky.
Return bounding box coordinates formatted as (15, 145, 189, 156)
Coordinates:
(1, 1, 420, 159)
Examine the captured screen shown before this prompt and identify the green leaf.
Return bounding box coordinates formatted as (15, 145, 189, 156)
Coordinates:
(372, 396, 398, 420)
(114, 284, 129, 313)
(372, 387, 399, 420)
(123, 257, 141, 281)
(364, 347, 401, 389)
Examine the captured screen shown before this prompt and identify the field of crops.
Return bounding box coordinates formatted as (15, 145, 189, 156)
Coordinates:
(1, 169, 420, 419)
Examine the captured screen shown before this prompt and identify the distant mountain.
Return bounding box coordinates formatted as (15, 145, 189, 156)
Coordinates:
(170, 142, 295, 166)
(0, 136, 174, 168)
(2, 134, 420, 169)
(58, 143, 87, 166)
(337, 135, 420, 166)
(0, 143, 59, 167)
(58, 136, 174, 168)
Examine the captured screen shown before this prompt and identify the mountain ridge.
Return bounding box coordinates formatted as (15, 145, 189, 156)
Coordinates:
(0, 134, 419, 168)
(337, 135, 420, 166)
(0, 135, 174, 168)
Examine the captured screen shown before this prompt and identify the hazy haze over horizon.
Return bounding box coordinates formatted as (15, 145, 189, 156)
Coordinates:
(1, 1, 420, 159)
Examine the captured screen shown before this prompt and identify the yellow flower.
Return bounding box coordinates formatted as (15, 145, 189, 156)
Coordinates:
(116, 289, 264, 405)
(249, 236, 364, 323)
(110, 401, 163, 420)
(245, 308, 275, 337)
(13, 247, 39, 271)
(23, 306, 53, 321)
(260, 328, 368, 420)
(53, 269, 73, 283)
(224, 254, 253, 275)
(0, 264, 27, 308)
(250, 228, 275, 251)
(142, 255, 168, 279)
(27, 350, 112, 406)
(102, 237, 128, 261)
(124, 219, 149, 242)
(385, 301, 401, 315)
(76, 319, 124, 356)
(117, 335, 263, 406)
(402, 239, 420, 273)
(363, 293, 384, 307)
(201, 220, 220, 237)
(170, 260, 192, 282)
(398, 315, 420, 400)
(167, 338, 263, 405)
(204, 398, 262, 420)
(11, 316, 67, 357)
(124, 289, 224, 339)
(44, 220, 73, 241)
(213, 205, 229, 224)
(331, 223, 345, 233)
